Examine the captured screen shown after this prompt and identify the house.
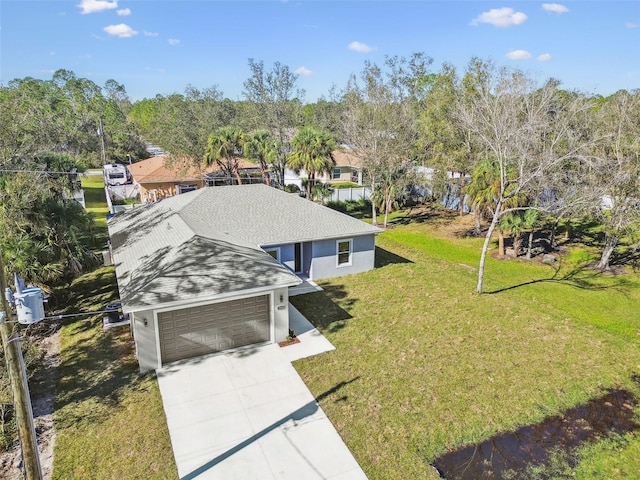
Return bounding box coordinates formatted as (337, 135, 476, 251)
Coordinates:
(108, 184, 382, 372)
(129, 155, 261, 202)
(284, 148, 364, 189)
(318, 149, 364, 185)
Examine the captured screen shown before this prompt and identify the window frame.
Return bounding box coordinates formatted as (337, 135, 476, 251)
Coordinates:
(336, 239, 353, 267)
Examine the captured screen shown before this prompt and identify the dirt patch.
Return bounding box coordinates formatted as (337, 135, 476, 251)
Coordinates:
(0, 326, 60, 480)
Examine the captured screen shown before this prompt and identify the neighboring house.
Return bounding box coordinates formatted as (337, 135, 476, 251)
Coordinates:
(285, 148, 364, 189)
(129, 156, 260, 203)
(318, 149, 364, 185)
(108, 184, 382, 372)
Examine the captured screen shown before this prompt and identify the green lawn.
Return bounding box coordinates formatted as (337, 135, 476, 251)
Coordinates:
(81, 173, 110, 250)
(52, 177, 178, 479)
(290, 219, 640, 480)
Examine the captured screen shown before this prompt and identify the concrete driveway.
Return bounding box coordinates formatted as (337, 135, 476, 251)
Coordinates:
(157, 315, 367, 480)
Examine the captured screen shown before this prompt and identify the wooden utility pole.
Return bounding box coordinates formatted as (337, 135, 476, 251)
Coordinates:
(0, 253, 42, 480)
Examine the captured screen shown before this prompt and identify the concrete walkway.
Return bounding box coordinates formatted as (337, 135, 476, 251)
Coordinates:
(157, 308, 366, 480)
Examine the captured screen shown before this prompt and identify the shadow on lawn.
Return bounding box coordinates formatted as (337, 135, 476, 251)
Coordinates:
(484, 260, 637, 295)
(432, 380, 640, 479)
(375, 246, 413, 268)
(289, 286, 354, 334)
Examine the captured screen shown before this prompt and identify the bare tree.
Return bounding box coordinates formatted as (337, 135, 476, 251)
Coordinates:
(242, 59, 304, 187)
(591, 89, 640, 270)
(341, 54, 431, 226)
(456, 60, 598, 293)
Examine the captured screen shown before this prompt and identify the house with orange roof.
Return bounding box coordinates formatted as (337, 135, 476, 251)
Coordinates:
(129, 155, 261, 202)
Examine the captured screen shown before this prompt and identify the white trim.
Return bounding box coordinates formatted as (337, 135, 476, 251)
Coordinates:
(153, 310, 162, 370)
(122, 281, 299, 313)
(336, 238, 353, 267)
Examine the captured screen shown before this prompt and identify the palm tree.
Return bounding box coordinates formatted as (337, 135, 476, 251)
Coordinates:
(287, 127, 336, 200)
(465, 158, 530, 255)
(244, 130, 277, 186)
(464, 158, 501, 237)
(205, 126, 245, 185)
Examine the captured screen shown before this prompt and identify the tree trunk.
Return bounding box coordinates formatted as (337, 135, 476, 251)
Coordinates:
(458, 174, 466, 216)
(383, 195, 391, 228)
(477, 201, 502, 294)
(260, 160, 271, 186)
(595, 234, 619, 270)
(549, 218, 559, 250)
(306, 173, 314, 200)
(474, 209, 482, 236)
(370, 178, 378, 226)
(526, 230, 534, 259)
(513, 233, 522, 257)
(497, 230, 505, 256)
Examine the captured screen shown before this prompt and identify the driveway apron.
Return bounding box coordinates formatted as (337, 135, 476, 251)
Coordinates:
(157, 342, 368, 479)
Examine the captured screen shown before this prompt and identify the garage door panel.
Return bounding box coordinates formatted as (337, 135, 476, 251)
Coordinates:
(158, 295, 270, 364)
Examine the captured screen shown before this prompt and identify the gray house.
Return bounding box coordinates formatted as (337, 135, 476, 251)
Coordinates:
(108, 184, 382, 372)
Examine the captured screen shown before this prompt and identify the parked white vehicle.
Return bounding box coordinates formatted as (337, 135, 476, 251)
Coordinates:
(103, 163, 130, 186)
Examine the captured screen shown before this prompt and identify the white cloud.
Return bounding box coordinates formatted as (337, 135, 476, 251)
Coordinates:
(143, 31, 159, 37)
(49, 51, 56, 56)
(542, 3, 569, 14)
(348, 41, 375, 53)
(470, 7, 527, 27)
(537, 53, 552, 61)
(103, 24, 138, 38)
(506, 49, 532, 60)
(625, 22, 639, 28)
(295, 66, 313, 76)
(168, 38, 180, 46)
(117, 8, 131, 16)
(77, 0, 118, 15)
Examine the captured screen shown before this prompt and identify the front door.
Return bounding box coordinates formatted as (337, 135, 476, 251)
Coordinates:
(294, 242, 303, 274)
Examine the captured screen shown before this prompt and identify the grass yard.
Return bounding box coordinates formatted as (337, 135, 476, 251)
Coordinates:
(290, 216, 640, 480)
(51, 175, 178, 479)
(81, 173, 110, 250)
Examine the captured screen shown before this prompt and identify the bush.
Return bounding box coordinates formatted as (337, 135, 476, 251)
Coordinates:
(326, 199, 372, 218)
(284, 184, 300, 194)
(331, 181, 361, 189)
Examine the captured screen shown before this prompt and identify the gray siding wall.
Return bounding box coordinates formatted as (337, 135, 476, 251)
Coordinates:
(131, 309, 159, 373)
(310, 234, 376, 280)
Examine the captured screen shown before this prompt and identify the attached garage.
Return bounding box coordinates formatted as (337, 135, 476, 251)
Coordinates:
(157, 295, 271, 365)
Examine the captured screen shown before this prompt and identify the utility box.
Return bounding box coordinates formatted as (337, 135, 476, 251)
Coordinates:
(15, 288, 45, 325)
(105, 302, 125, 323)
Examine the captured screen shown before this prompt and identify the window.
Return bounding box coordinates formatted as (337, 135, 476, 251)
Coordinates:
(177, 184, 197, 194)
(337, 239, 352, 266)
(264, 247, 280, 262)
(332, 168, 341, 180)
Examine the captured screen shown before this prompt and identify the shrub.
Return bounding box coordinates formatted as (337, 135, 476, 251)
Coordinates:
(284, 184, 300, 194)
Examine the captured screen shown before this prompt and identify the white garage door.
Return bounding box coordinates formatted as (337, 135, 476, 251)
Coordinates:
(158, 295, 270, 364)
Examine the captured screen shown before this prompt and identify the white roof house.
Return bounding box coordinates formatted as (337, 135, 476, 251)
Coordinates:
(108, 184, 382, 371)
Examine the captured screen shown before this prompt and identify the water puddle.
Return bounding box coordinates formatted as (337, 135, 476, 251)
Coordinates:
(432, 388, 640, 479)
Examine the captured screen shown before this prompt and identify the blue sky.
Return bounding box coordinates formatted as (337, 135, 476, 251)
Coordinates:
(2, 1, 639, 102)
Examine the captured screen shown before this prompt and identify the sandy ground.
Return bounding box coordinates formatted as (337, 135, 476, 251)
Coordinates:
(0, 328, 60, 479)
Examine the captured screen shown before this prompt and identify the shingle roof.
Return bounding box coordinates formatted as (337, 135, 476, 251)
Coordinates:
(108, 184, 382, 311)
(129, 155, 259, 184)
(333, 149, 363, 168)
